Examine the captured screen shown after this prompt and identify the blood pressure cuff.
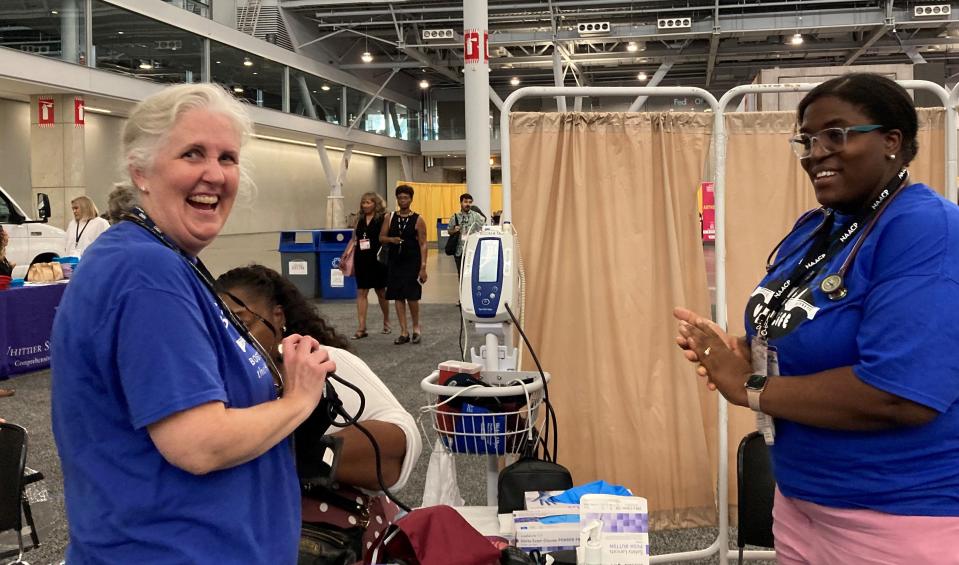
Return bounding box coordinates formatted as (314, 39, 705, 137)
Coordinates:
(295, 396, 340, 490)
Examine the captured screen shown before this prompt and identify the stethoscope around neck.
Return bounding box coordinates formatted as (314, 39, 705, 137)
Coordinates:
(763, 170, 909, 301)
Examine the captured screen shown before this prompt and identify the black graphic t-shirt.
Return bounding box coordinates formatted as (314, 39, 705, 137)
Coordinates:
(743, 183, 959, 516)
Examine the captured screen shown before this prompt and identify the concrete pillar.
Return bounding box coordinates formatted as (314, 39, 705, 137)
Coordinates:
(464, 0, 491, 218)
(61, 0, 81, 64)
(317, 140, 352, 228)
(30, 94, 86, 230)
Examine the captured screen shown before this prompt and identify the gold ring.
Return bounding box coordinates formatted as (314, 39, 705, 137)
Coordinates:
(703, 347, 711, 357)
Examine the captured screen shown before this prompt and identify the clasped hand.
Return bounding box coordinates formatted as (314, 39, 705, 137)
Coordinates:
(673, 307, 752, 407)
(280, 334, 335, 407)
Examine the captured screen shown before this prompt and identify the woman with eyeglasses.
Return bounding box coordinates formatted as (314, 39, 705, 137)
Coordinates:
(216, 264, 421, 562)
(51, 84, 334, 564)
(674, 73, 959, 561)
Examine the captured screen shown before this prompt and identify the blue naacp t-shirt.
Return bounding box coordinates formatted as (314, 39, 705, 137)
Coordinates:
(51, 222, 301, 563)
(746, 183, 959, 516)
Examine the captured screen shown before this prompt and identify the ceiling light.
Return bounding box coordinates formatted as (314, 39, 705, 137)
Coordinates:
(510, 76, 520, 86)
(117, 31, 124, 35)
(243, 58, 253, 67)
(252, 71, 258, 75)
(215, 60, 221, 64)
(84, 106, 112, 115)
(419, 79, 430, 89)
(361, 51, 373, 63)
(138, 60, 153, 70)
(321, 85, 331, 91)
(790, 33, 804, 45)
(51, 10, 58, 14)
(627, 42, 639, 52)
(637, 71, 648, 81)
(233, 86, 244, 93)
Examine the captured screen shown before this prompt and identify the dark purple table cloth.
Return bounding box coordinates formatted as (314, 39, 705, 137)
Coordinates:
(0, 283, 68, 379)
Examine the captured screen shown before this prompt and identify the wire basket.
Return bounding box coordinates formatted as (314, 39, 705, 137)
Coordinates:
(419, 370, 550, 456)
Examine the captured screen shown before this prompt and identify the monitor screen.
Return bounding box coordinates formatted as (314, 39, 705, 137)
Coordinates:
(478, 239, 500, 283)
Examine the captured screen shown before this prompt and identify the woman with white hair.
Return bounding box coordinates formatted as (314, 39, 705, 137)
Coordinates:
(51, 83, 334, 563)
(64, 195, 109, 256)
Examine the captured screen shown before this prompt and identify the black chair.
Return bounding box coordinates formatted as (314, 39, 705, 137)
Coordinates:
(0, 422, 41, 564)
(737, 431, 776, 565)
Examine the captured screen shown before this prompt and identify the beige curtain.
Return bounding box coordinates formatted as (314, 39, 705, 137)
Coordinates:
(510, 112, 716, 528)
(723, 107, 948, 513)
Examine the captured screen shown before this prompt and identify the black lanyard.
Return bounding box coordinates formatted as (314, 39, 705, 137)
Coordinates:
(75, 219, 90, 244)
(121, 207, 284, 396)
(757, 168, 908, 337)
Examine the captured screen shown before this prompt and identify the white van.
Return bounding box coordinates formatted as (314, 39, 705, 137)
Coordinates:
(0, 186, 66, 279)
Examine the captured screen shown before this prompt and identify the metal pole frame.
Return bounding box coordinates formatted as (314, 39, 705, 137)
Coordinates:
(500, 86, 730, 565)
(498, 79, 958, 564)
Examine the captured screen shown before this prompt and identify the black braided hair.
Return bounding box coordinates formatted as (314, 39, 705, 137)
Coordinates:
(216, 264, 351, 351)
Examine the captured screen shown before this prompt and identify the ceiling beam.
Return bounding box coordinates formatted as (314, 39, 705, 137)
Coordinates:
(628, 62, 674, 111)
(705, 32, 720, 87)
(398, 46, 462, 83)
(844, 22, 892, 65)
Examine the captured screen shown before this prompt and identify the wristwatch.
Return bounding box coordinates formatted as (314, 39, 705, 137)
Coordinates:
(744, 374, 768, 412)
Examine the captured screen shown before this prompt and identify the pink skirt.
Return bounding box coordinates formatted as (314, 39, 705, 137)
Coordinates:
(773, 488, 959, 564)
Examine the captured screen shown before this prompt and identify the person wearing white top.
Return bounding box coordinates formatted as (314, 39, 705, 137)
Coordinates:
(64, 195, 110, 257)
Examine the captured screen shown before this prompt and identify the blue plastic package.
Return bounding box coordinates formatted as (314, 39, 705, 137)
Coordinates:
(546, 480, 632, 504)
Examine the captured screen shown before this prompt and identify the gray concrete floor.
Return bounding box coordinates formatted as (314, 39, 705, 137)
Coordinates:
(0, 237, 760, 563)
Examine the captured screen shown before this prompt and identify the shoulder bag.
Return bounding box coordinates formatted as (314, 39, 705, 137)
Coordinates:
(444, 214, 460, 256)
(376, 213, 393, 265)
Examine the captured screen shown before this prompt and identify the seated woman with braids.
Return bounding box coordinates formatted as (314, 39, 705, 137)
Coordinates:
(216, 264, 421, 493)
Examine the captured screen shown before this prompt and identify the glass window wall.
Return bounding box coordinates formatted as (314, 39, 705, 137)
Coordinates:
(92, 0, 202, 84)
(163, 0, 211, 18)
(211, 41, 284, 111)
(346, 88, 414, 140)
(289, 69, 343, 125)
(0, 0, 86, 64)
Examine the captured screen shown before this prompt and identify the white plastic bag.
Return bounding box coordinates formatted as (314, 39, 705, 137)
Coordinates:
(421, 439, 465, 507)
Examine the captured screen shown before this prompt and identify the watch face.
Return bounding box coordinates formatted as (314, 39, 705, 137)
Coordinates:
(746, 374, 767, 390)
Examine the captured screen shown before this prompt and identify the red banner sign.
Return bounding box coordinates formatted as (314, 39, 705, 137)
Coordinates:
(74, 97, 85, 127)
(700, 181, 715, 241)
(464, 29, 488, 64)
(38, 97, 54, 127)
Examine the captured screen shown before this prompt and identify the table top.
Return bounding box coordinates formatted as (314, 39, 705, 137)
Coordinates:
(453, 505, 512, 538)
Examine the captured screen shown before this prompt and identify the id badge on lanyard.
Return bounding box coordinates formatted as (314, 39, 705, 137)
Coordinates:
(751, 335, 777, 445)
(359, 238, 371, 250)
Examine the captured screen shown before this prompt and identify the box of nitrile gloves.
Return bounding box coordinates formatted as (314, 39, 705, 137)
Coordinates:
(513, 512, 580, 553)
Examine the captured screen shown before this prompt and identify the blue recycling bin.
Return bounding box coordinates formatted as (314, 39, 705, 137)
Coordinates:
(279, 230, 322, 298)
(436, 218, 449, 251)
(317, 229, 357, 299)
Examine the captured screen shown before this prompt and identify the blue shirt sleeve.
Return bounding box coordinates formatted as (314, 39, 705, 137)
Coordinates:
(854, 203, 959, 413)
(116, 285, 229, 429)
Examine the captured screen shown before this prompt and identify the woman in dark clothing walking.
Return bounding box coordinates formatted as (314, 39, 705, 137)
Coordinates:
(379, 184, 428, 344)
(344, 192, 391, 339)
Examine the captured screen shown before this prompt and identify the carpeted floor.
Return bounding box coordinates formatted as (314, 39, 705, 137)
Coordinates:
(0, 298, 763, 564)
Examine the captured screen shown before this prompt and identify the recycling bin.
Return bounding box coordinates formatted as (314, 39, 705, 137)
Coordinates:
(437, 218, 450, 251)
(317, 229, 357, 299)
(279, 230, 321, 298)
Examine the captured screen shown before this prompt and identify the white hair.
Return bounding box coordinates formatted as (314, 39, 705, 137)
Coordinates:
(121, 83, 256, 203)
